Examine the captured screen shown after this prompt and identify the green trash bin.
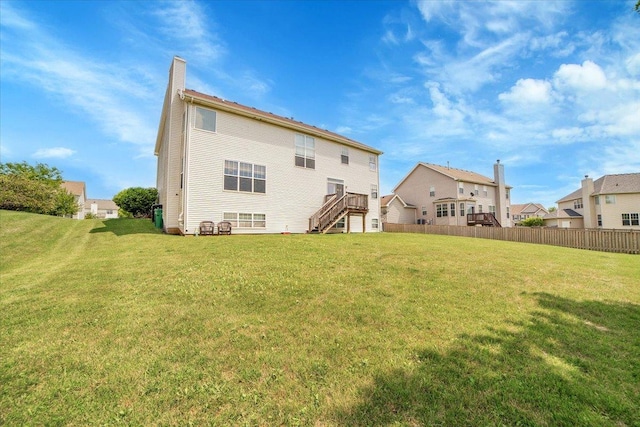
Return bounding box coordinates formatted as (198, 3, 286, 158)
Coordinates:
(154, 208, 163, 229)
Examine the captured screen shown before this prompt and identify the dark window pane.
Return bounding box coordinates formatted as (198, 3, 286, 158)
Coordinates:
(254, 179, 266, 193)
(224, 175, 238, 191)
(306, 158, 315, 169)
(295, 156, 305, 167)
(239, 177, 252, 192)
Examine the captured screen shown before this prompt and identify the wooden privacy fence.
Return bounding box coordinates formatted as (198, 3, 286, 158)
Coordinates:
(383, 223, 640, 254)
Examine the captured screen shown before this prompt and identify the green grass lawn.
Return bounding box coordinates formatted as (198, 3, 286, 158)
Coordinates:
(1, 210, 639, 426)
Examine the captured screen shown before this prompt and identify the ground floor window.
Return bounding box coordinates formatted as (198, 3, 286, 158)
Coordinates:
(597, 214, 602, 227)
(436, 203, 448, 217)
(372, 218, 379, 229)
(622, 213, 639, 226)
(223, 212, 266, 228)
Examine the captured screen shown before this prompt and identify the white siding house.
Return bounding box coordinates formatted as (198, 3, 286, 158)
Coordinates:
(155, 57, 382, 235)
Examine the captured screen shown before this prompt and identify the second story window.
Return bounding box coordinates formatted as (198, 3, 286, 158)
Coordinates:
(295, 134, 315, 169)
(371, 184, 378, 199)
(459, 182, 464, 194)
(194, 106, 216, 132)
(574, 199, 583, 209)
(341, 147, 349, 164)
(369, 155, 377, 171)
(224, 160, 266, 193)
(605, 195, 616, 204)
(429, 186, 435, 197)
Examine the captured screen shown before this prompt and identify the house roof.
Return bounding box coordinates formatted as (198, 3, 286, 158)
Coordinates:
(380, 194, 416, 208)
(61, 181, 86, 197)
(393, 162, 511, 192)
(557, 173, 640, 203)
(511, 203, 548, 216)
(544, 208, 582, 219)
(86, 199, 119, 210)
(180, 89, 383, 155)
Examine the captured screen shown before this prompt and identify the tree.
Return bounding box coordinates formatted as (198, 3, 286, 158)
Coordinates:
(0, 161, 77, 216)
(113, 187, 158, 218)
(636, 0, 639, 14)
(520, 217, 545, 227)
(548, 207, 557, 212)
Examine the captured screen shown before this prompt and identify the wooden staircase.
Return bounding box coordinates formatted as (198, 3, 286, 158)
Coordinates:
(309, 193, 369, 234)
(467, 213, 501, 227)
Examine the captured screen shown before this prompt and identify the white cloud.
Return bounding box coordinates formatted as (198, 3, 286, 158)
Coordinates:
(32, 147, 76, 159)
(499, 78, 552, 104)
(553, 60, 607, 91)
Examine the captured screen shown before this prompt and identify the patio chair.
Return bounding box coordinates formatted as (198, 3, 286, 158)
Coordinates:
(217, 221, 232, 235)
(199, 221, 216, 236)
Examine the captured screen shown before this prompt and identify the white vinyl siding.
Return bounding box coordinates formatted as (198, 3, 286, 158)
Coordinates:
(182, 106, 380, 234)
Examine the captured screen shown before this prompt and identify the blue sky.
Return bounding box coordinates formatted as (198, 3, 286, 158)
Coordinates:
(1, 1, 639, 208)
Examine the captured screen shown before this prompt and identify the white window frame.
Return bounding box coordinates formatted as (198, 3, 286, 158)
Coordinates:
(295, 134, 315, 169)
(223, 212, 266, 228)
(224, 160, 266, 193)
(372, 218, 379, 229)
(369, 155, 377, 172)
(574, 199, 583, 209)
(341, 147, 349, 165)
(429, 186, 435, 197)
(194, 106, 216, 132)
(458, 182, 464, 194)
(371, 184, 378, 199)
(605, 195, 616, 204)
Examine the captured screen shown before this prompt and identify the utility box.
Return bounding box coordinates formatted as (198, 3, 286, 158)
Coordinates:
(154, 208, 163, 229)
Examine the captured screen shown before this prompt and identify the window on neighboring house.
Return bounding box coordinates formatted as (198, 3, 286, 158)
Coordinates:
(429, 186, 435, 197)
(224, 160, 266, 193)
(450, 203, 456, 217)
(459, 182, 464, 194)
(369, 155, 377, 171)
(224, 212, 266, 228)
(436, 203, 448, 217)
(506, 207, 510, 219)
(106, 210, 113, 215)
(478, 205, 483, 213)
(605, 195, 616, 204)
(574, 199, 583, 209)
(622, 213, 639, 226)
(371, 184, 378, 199)
(295, 134, 315, 169)
(194, 106, 216, 132)
(506, 189, 510, 199)
(422, 206, 427, 216)
(597, 214, 602, 227)
(341, 147, 349, 165)
(595, 195, 600, 205)
(483, 186, 488, 197)
(474, 184, 479, 196)
(335, 217, 346, 229)
(460, 203, 464, 214)
(489, 205, 496, 214)
(372, 218, 379, 229)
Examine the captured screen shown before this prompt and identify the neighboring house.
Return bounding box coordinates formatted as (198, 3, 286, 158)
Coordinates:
(512, 203, 549, 224)
(154, 57, 382, 235)
(546, 173, 640, 229)
(391, 161, 512, 227)
(542, 208, 583, 228)
(84, 199, 119, 219)
(61, 181, 86, 220)
(380, 194, 416, 226)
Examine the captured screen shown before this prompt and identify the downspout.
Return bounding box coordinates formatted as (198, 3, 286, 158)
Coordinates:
(179, 89, 193, 234)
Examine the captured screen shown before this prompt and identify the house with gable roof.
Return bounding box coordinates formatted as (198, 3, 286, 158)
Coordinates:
(154, 57, 382, 235)
(545, 173, 640, 229)
(84, 199, 119, 219)
(391, 161, 512, 227)
(512, 203, 549, 224)
(60, 181, 86, 220)
(380, 194, 416, 226)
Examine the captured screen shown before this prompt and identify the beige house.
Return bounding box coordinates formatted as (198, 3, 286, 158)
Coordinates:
(154, 57, 382, 235)
(84, 199, 119, 219)
(547, 173, 640, 229)
(512, 203, 548, 224)
(380, 194, 416, 226)
(61, 181, 86, 219)
(391, 161, 512, 227)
